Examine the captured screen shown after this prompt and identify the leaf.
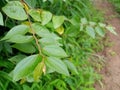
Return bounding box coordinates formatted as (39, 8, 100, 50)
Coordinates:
(8, 54, 26, 64)
(24, 0, 37, 8)
(3, 42, 12, 54)
(0, 12, 4, 26)
(33, 61, 45, 81)
(28, 9, 41, 22)
(106, 26, 117, 35)
(89, 22, 96, 26)
(13, 54, 42, 81)
(12, 43, 36, 53)
(2, 1, 27, 20)
(86, 26, 95, 38)
(95, 26, 105, 37)
(39, 37, 62, 46)
(43, 45, 67, 58)
(45, 57, 69, 76)
(98, 23, 106, 28)
(56, 26, 64, 35)
(81, 18, 88, 24)
(7, 35, 33, 43)
(63, 60, 78, 74)
(1, 25, 29, 40)
(52, 16, 65, 29)
(32, 23, 61, 40)
(41, 11, 52, 25)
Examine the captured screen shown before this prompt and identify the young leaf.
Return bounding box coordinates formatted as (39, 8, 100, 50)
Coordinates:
(106, 26, 117, 35)
(63, 60, 78, 74)
(56, 26, 64, 35)
(13, 55, 42, 81)
(45, 57, 69, 76)
(41, 11, 52, 25)
(7, 35, 33, 43)
(0, 12, 4, 26)
(86, 26, 95, 38)
(52, 16, 65, 29)
(43, 45, 67, 58)
(1, 25, 29, 40)
(33, 61, 45, 81)
(12, 43, 36, 53)
(2, 1, 27, 20)
(95, 26, 105, 37)
(28, 9, 41, 22)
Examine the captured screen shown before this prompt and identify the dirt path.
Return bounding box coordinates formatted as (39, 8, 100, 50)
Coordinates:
(94, 0, 120, 90)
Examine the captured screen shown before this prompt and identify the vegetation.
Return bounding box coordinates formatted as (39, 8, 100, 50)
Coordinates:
(0, 0, 116, 90)
(109, 0, 120, 14)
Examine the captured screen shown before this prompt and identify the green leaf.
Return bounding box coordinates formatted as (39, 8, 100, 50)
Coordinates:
(32, 23, 61, 40)
(45, 57, 69, 76)
(28, 9, 41, 22)
(2, 1, 27, 20)
(13, 55, 42, 81)
(98, 23, 106, 28)
(41, 11, 52, 25)
(86, 26, 95, 38)
(106, 26, 117, 35)
(63, 60, 78, 74)
(12, 43, 36, 53)
(81, 18, 88, 24)
(95, 26, 105, 37)
(3, 42, 12, 54)
(89, 22, 96, 26)
(0, 12, 4, 26)
(33, 61, 44, 81)
(8, 54, 26, 64)
(7, 35, 33, 43)
(24, 0, 37, 8)
(1, 25, 29, 40)
(52, 16, 65, 29)
(39, 37, 62, 46)
(43, 45, 67, 58)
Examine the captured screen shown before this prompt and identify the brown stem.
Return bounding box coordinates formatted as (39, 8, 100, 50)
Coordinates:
(21, 0, 43, 56)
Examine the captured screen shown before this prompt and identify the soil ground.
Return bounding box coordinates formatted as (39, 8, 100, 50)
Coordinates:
(94, 0, 120, 90)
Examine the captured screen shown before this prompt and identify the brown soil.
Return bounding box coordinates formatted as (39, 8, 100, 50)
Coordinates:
(94, 0, 120, 90)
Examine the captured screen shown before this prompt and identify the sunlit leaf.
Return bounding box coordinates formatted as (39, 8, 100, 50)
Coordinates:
(28, 9, 41, 22)
(45, 57, 69, 76)
(0, 12, 4, 26)
(32, 23, 61, 40)
(41, 11, 52, 25)
(95, 26, 105, 37)
(13, 55, 42, 81)
(56, 26, 64, 35)
(43, 45, 67, 58)
(52, 16, 65, 29)
(86, 26, 95, 38)
(106, 26, 117, 35)
(39, 37, 62, 46)
(7, 35, 33, 43)
(81, 18, 88, 24)
(1, 25, 29, 40)
(2, 1, 27, 20)
(33, 61, 45, 81)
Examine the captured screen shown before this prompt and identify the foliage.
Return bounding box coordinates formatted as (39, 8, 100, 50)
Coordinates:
(0, 0, 117, 90)
(109, 0, 120, 14)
